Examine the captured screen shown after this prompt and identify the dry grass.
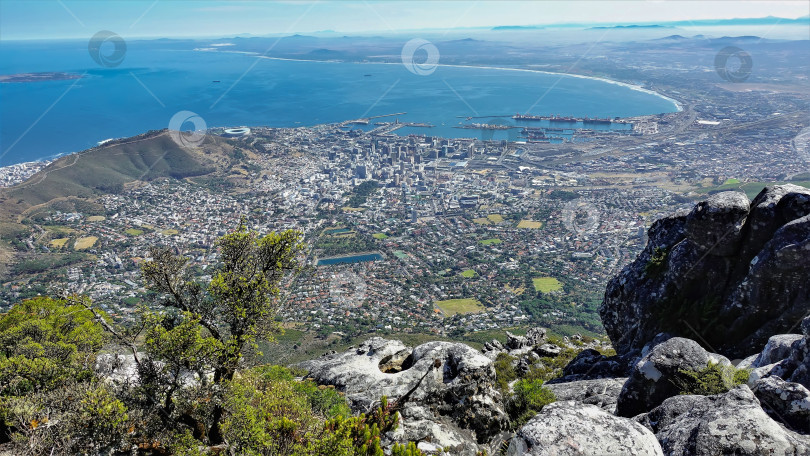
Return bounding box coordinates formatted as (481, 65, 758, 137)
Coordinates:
(73, 236, 98, 250)
(517, 220, 543, 229)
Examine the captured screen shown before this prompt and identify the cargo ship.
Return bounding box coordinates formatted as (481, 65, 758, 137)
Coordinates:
(455, 123, 514, 130)
(512, 113, 544, 121)
(512, 113, 578, 122)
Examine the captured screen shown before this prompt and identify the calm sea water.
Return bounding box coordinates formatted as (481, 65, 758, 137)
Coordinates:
(0, 39, 678, 166)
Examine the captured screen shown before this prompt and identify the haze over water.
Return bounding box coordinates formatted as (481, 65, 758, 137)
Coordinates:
(0, 39, 679, 166)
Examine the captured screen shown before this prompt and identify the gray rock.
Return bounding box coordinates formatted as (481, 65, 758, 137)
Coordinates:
(638, 385, 809, 455)
(507, 401, 663, 456)
(753, 376, 810, 434)
(756, 319, 810, 391)
(600, 185, 810, 359)
(535, 343, 562, 357)
(297, 337, 508, 454)
(554, 347, 637, 383)
(524, 327, 547, 346)
(736, 354, 759, 369)
(741, 184, 810, 261)
(544, 378, 627, 413)
(747, 334, 803, 368)
(506, 331, 529, 350)
(616, 338, 724, 417)
(684, 191, 749, 256)
(725, 214, 810, 354)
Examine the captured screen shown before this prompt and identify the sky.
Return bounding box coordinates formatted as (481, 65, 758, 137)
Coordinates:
(1, 0, 808, 40)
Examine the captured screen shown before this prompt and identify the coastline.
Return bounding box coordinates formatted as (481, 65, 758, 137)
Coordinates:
(219, 50, 684, 113)
(2, 52, 681, 168)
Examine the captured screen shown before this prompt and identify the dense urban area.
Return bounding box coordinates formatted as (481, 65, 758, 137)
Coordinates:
(1, 33, 809, 343)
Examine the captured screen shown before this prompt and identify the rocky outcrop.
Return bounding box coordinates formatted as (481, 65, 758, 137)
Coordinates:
(741, 316, 810, 391)
(482, 326, 551, 361)
(507, 401, 663, 456)
(637, 386, 809, 455)
(544, 377, 627, 413)
(752, 376, 810, 434)
(738, 333, 803, 369)
(600, 185, 810, 359)
(297, 338, 508, 455)
(616, 337, 730, 417)
(556, 348, 634, 382)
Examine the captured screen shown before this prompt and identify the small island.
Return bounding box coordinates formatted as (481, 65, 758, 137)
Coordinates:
(0, 72, 83, 83)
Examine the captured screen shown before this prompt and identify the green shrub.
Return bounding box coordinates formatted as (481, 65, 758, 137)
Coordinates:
(644, 247, 669, 278)
(493, 353, 517, 392)
(0, 297, 106, 396)
(672, 362, 751, 396)
(506, 379, 556, 428)
(255, 365, 351, 419)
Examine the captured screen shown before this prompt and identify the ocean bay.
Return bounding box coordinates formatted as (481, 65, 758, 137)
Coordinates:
(0, 40, 679, 166)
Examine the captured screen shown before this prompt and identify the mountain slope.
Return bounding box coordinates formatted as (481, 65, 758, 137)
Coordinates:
(0, 130, 235, 223)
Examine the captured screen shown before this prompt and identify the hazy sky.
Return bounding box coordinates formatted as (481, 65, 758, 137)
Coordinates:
(1, 0, 808, 40)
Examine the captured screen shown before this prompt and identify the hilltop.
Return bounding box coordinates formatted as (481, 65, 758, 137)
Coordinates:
(0, 130, 240, 223)
(0, 130, 256, 276)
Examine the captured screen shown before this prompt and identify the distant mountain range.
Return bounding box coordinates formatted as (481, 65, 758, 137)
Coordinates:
(491, 15, 810, 31)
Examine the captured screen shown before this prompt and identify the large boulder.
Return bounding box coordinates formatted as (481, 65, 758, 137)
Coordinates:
(745, 316, 810, 393)
(738, 333, 803, 369)
(753, 376, 810, 434)
(297, 338, 508, 454)
(506, 401, 663, 456)
(684, 191, 750, 256)
(544, 377, 627, 413)
(637, 385, 809, 455)
(600, 186, 810, 359)
(557, 348, 636, 382)
(616, 337, 729, 417)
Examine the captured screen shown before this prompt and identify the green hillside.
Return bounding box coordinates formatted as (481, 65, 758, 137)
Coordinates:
(0, 130, 234, 222)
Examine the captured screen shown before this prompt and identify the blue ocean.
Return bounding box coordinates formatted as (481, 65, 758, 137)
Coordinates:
(0, 39, 679, 166)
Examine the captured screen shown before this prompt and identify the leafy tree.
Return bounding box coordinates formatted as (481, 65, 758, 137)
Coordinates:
(0, 297, 128, 455)
(81, 225, 305, 445)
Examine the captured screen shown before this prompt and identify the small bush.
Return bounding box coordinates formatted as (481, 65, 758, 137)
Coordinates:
(493, 353, 517, 392)
(255, 365, 351, 419)
(672, 362, 751, 396)
(644, 247, 669, 278)
(506, 379, 556, 428)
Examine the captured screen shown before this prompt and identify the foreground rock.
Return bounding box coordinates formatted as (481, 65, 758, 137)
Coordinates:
(297, 338, 508, 455)
(637, 386, 809, 455)
(507, 401, 663, 456)
(616, 337, 730, 417)
(752, 376, 810, 434)
(600, 186, 810, 359)
(741, 316, 810, 391)
(544, 377, 627, 413)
